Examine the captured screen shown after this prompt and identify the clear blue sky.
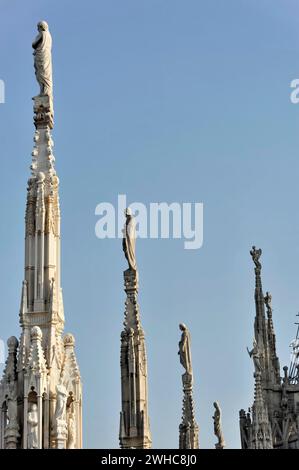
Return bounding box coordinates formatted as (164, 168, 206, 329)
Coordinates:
(1, 0, 299, 449)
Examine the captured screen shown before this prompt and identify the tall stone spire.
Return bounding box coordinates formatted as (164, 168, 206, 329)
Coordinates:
(0, 21, 82, 449)
(240, 246, 299, 449)
(249, 247, 280, 385)
(119, 209, 152, 449)
(178, 324, 199, 449)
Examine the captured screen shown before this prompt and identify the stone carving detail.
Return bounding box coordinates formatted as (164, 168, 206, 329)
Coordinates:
(3, 337, 18, 383)
(122, 208, 137, 271)
(25, 178, 36, 236)
(27, 404, 38, 449)
(32, 21, 53, 99)
(178, 323, 193, 377)
(247, 338, 262, 374)
(67, 409, 76, 449)
(213, 401, 225, 449)
(6, 382, 18, 429)
(264, 291, 272, 311)
(54, 382, 67, 422)
(250, 246, 262, 271)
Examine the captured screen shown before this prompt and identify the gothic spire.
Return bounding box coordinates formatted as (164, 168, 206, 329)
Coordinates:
(0, 21, 82, 449)
(178, 324, 199, 449)
(119, 210, 152, 449)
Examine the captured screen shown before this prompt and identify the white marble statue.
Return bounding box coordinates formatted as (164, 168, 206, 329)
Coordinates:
(247, 338, 262, 374)
(6, 382, 18, 428)
(55, 382, 67, 422)
(27, 404, 38, 449)
(122, 208, 137, 271)
(32, 21, 53, 98)
(67, 410, 76, 449)
(178, 323, 193, 375)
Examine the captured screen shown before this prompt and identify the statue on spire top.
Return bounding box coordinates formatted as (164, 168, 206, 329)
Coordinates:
(250, 246, 262, 270)
(122, 208, 137, 271)
(32, 21, 53, 99)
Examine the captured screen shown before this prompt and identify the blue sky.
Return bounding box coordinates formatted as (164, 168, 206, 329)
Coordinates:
(1, 0, 299, 448)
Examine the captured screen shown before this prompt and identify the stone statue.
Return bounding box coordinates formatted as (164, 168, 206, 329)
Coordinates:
(247, 338, 262, 374)
(213, 401, 225, 449)
(264, 291, 272, 310)
(6, 382, 18, 428)
(32, 21, 53, 98)
(67, 410, 76, 449)
(27, 403, 38, 449)
(250, 246, 262, 270)
(122, 208, 137, 271)
(178, 323, 193, 375)
(54, 382, 67, 422)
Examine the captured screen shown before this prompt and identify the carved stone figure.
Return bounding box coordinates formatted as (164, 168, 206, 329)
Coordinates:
(264, 292, 272, 310)
(54, 382, 67, 422)
(27, 403, 38, 449)
(178, 323, 193, 375)
(67, 410, 76, 449)
(122, 208, 137, 271)
(250, 246, 262, 270)
(247, 338, 262, 374)
(32, 21, 53, 98)
(6, 382, 18, 428)
(213, 401, 225, 449)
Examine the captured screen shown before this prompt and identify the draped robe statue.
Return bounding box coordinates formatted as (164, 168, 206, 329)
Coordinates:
(54, 382, 68, 422)
(247, 338, 262, 374)
(213, 401, 225, 448)
(6, 382, 18, 428)
(32, 21, 53, 99)
(122, 208, 137, 271)
(178, 323, 193, 375)
(27, 404, 38, 449)
(67, 410, 76, 449)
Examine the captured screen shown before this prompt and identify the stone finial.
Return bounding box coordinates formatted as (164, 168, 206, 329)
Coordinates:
(31, 326, 43, 341)
(7, 336, 18, 352)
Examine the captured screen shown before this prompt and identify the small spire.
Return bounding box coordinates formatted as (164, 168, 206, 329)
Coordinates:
(178, 324, 199, 449)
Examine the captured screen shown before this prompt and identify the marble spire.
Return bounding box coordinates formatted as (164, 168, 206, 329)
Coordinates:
(178, 323, 199, 449)
(119, 210, 152, 449)
(0, 21, 82, 449)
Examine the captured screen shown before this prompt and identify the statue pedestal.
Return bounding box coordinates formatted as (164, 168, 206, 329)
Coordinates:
(182, 372, 193, 391)
(55, 420, 68, 449)
(124, 269, 139, 292)
(33, 94, 54, 129)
